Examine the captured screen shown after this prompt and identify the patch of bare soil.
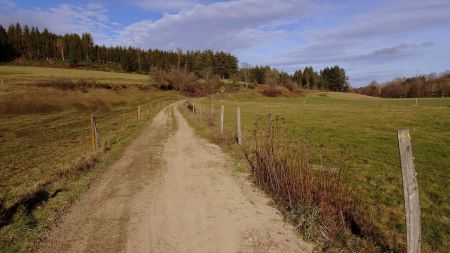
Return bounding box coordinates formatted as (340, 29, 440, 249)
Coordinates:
(35, 103, 311, 253)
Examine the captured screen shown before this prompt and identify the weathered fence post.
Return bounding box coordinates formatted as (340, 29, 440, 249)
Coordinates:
(398, 129, 421, 253)
(137, 106, 141, 120)
(237, 107, 242, 145)
(90, 114, 100, 151)
(211, 97, 214, 117)
(193, 104, 195, 114)
(415, 98, 418, 107)
(268, 111, 273, 157)
(220, 105, 224, 135)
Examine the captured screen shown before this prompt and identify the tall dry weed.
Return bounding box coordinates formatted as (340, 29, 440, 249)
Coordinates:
(246, 114, 394, 251)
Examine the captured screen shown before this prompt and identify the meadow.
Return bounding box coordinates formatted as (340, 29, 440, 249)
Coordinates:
(0, 66, 180, 252)
(192, 90, 450, 252)
(0, 66, 151, 85)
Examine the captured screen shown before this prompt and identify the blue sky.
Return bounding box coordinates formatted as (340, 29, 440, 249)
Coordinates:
(1, 0, 449, 86)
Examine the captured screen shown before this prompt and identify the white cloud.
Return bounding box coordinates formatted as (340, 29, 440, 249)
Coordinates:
(119, 0, 315, 51)
(0, 3, 117, 45)
(132, 0, 201, 12)
(267, 0, 450, 85)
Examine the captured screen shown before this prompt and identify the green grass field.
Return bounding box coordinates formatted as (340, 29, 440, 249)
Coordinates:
(193, 90, 450, 252)
(0, 65, 151, 85)
(1, 65, 448, 252)
(0, 66, 180, 252)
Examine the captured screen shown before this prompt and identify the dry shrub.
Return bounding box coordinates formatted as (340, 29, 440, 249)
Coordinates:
(284, 80, 299, 91)
(136, 84, 156, 91)
(54, 153, 101, 180)
(256, 85, 304, 97)
(31, 79, 116, 91)
(183, 76, 224, 97)
(212, 127, 237, 145)
(151, 67, 223, 96)
(164, 69, 198, 92)
(260, 87, 282, 97)
(0, 91, 111, 115)
(246, 115, 392, 251)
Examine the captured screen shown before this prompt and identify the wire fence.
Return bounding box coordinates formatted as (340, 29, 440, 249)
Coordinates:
(0, 97, 178, 202)
(183, 99, 437, 252)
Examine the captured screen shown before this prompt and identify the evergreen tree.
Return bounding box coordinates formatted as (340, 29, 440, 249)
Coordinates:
(81, 32, 94, 63)
(67, 34, 82, 67)
(293, 69, 303, 86)
(0, 21, 353, 92)
(0, 25, 13, 61)
(320, 66, 349, 91)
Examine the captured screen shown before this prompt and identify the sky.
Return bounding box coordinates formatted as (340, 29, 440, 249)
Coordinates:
(1, 0, 449, 86)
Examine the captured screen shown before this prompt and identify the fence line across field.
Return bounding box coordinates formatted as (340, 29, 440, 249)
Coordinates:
(187, 101, 422, 253)
(87, 100, 173, 153)
(190, 101, 242, 145)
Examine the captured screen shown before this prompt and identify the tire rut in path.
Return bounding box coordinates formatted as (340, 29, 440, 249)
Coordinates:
(36, 103, 312, 253)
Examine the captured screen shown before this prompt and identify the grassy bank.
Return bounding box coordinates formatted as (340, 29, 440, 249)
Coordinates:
(0, 67, 181, 252)
(0, 65, 150, 85)
(187, 90, 450, 252)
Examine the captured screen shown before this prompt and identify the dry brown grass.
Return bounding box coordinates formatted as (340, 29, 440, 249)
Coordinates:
(255, 85, 304, 97)
(182, 100, 403, 252)
(0, 82, 181, 251)
(246, 114, 397, 252)
(0, 81, 157, 115)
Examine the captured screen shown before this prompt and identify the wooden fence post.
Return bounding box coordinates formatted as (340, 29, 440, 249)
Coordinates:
(220, 105, 224, 135)
(90, 114, 100, 151)
(137, 106, 141, 120)
(193, 104, 195, 114)
(211, 97, 214, 117)
(398, 129, 421, 253)
(237, 107, 242, 145)
(415, 98, 418, 107)
(268, 112, 273, 157)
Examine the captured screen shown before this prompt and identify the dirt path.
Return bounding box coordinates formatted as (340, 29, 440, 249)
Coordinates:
(36, 103, 312, 253)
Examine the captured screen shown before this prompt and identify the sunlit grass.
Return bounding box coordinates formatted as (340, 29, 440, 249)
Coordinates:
(0, 65, 151, 85)
(0, 68, 180, 252)
(195, 90, 450, 252)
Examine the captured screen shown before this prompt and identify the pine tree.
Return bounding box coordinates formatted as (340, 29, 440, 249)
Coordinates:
(293, 69, 303, 86)
(81, 33, 94, 63)
(0, 25, 12, 61)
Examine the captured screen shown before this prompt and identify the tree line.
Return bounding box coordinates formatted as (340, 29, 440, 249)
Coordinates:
(1, 22, 351, 92)
(238, 65, 349, 91)
(356, 72, 450, 98)
(0, 23, 238, 78)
